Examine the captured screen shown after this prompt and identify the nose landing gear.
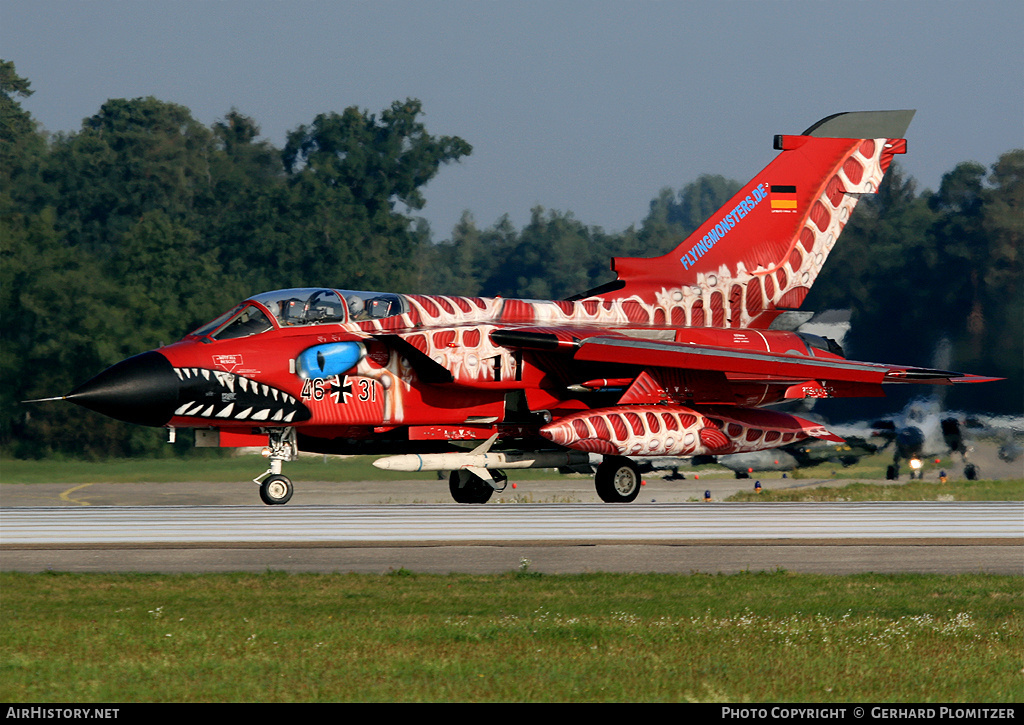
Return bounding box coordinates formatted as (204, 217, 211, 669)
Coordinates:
(254, 428, 298, 505)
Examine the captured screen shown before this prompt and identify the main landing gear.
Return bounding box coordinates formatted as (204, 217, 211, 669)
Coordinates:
(445, 455, 642, 504)
(448, 468, 508, 504)
(254, 428, 298, 505)
(594, 456, 642, 503)
(886, 456, 980, 481)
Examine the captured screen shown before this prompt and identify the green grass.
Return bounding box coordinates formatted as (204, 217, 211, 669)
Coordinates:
(727, 478, 1024, 502)
(1, 570, 1019, 703)
(786, 457, 893, 481)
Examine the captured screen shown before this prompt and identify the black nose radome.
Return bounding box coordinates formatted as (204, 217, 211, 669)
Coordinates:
(66, 351, 180, 427)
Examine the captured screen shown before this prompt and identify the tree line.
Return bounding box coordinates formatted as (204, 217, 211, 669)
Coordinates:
(1, 60, 1020, 458)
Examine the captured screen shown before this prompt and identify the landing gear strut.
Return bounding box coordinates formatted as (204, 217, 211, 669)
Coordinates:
(254, 428, 298, 505)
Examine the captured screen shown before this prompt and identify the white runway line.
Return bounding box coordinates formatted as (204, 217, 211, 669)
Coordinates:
(1, 502, 1021, 545)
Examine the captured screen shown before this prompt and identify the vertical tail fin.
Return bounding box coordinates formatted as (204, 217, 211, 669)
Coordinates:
(601, 110, 915, 329)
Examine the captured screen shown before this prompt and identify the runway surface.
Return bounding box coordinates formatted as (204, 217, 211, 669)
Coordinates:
(3, 501, 1020, 545)
(2, 498, 1021, 575)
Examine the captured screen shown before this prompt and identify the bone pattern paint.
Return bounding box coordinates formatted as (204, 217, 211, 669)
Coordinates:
(539, 404, 830, 458)
(331, 138, 897, 386)
(167, 141, 896, 431)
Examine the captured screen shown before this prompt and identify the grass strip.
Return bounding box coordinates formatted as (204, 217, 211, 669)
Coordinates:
(726, 478, 1024, 502)
(1, 570, 1020, 702)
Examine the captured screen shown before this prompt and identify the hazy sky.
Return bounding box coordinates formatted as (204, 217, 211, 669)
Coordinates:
(4, 1, 1022, 240)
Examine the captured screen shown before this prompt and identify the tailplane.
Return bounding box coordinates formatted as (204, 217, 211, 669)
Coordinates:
(598, 110, 915, 329)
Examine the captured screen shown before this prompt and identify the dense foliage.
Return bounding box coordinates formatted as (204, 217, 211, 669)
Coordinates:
(2, 60, 1020, 457)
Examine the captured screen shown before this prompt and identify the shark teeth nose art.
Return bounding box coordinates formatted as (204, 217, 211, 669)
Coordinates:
(171, 368, 311, 423)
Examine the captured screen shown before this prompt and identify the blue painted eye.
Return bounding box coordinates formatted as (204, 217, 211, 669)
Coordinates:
(296, 342, 365, 379)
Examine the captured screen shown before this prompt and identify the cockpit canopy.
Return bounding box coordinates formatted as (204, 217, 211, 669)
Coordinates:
(188, 288, 405, 341)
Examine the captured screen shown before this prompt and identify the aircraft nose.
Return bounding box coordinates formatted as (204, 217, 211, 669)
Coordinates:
(896, 426, 926, 456)
(66, 351, 180, 427)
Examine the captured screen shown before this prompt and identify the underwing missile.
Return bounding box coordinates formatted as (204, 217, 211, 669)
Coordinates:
(372, 449, 591, 473)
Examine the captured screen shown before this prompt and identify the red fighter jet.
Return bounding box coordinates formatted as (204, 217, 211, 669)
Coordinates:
(50, 110, 997, 505)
